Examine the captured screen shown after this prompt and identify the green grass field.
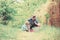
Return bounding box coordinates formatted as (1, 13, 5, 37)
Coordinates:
(0, 24, 60, 40)
(0, 0, 60, 40)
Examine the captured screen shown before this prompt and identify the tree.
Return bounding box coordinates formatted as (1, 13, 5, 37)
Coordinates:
(0, 0, 16, 25)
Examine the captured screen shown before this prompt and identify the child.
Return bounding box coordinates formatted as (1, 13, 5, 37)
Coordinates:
(21, 21, 30, 32)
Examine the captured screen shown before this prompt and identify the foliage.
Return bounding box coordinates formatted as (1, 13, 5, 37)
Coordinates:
(0, 0, 47, 26)
(0, 0, 17, 25)
(0, 0, 60, 40)
(45, 13, 50, 19)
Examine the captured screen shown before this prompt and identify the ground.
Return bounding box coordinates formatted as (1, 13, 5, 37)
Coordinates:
(0, 25, 60, 40)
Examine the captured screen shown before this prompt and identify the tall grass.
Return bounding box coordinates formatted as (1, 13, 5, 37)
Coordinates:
(0, 24, 60, 40)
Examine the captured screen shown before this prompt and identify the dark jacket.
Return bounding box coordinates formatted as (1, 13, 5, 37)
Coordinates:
(28, 18, 38, 28)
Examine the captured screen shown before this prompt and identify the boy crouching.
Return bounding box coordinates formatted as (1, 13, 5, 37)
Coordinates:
(21, 21, 30, 32)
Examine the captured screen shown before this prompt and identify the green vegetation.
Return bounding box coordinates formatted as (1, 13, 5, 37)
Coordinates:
(0, 0, 60, 40)
(45, 13, 50, 24)
(0, 24, 60, 40)
(0, 0, 47, 27)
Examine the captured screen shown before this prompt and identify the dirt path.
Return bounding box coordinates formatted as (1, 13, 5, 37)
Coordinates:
(16, 32, 43, 40)
(15, 31, 54, 40)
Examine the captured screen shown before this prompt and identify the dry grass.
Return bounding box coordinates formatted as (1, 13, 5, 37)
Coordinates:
(0, 25, 60, 40)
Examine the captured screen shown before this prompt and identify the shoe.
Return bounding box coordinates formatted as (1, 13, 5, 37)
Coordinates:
(30, 29, 34, 32)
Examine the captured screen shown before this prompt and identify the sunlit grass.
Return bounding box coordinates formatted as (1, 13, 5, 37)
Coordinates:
(0, 24, 60, 40)
(0, 0, 60, 40)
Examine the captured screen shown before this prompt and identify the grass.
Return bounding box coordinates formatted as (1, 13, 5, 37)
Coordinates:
(0, 0, 60, 40)
(0, 24, 60, 40)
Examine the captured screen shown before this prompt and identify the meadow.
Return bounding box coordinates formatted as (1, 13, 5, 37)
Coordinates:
(0, 24, 60, 40)
(0, 0, 60, 40)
